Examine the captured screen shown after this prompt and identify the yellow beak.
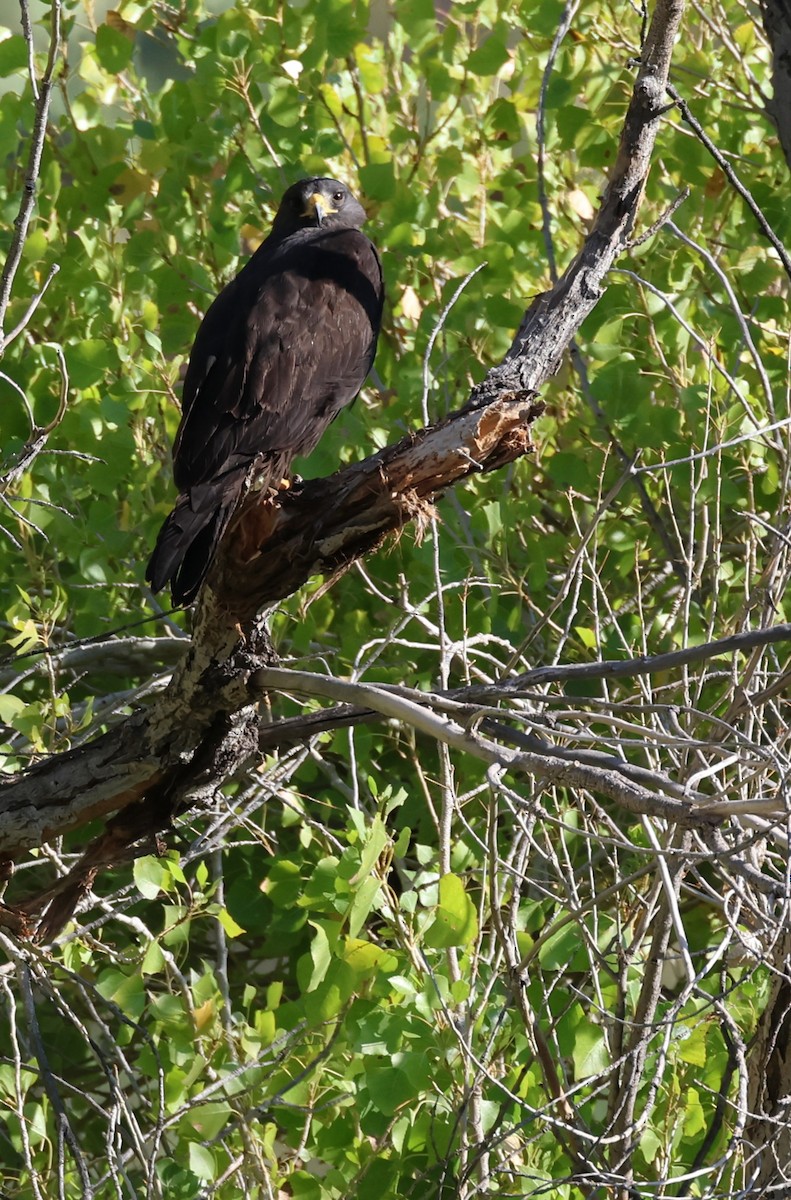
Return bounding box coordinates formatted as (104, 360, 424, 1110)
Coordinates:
(301, 192, 337, 225)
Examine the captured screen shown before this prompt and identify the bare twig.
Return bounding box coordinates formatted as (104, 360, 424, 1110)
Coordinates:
(490, 620, 791, 690)
(0, 0, 62, 338)
(666, 80, 791, 282)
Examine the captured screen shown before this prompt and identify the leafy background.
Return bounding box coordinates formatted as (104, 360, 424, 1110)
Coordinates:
(0, 1, 789, 1197)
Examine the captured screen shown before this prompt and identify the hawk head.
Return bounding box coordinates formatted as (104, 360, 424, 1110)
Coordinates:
(272, 177, 368, 236)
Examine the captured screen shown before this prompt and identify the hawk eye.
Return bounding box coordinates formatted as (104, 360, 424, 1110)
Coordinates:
(333, 190, 344, 204)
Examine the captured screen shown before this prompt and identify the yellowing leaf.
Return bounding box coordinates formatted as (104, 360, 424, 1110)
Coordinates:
(400, 285, 422, 322)
(424, 874, 478, 949)
(106, 10, 136, 37)
(566, 187, 595, 222)
(8, 620, 40, 653)
(256, 1009, 276, 1045)
(683, 1087, 706, 1137)
(240, 223, 265, 252)
(192, 998, 215, 1032)
(575, 625, 597, 649)
(217, 907, 246, 938)
(344, 937, 396, 977)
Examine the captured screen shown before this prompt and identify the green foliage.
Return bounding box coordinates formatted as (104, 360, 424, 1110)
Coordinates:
(0, 0, 788, 1196)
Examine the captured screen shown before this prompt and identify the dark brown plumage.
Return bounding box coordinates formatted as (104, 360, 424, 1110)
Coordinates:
(146, 176, 384, 606)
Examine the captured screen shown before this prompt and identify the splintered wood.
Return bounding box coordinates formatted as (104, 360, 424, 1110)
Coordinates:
(212, 395, 544, 618)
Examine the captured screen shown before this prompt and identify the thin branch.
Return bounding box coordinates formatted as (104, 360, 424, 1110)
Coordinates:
(1, 341, 70, 496)
(2, 263, 59, 351)
(488, 620, 791, 691)
(666, 219, 775, 418)
(627, 185, 689, 248)
(252, 666, 715, 825)
(536, 0, 582, 283)
(631, 414, 791, 474)
(0, 0, 62, 337)
(666, 80, 791, 283)
(18, 961, 95, 1197)
(616, 267, 772, 439)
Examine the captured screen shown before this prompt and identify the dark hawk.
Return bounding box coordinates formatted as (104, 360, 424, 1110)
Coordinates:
(146, 176, 384, 606)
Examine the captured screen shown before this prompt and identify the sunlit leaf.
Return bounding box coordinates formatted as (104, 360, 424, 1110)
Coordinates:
(424, 873, 478, 948)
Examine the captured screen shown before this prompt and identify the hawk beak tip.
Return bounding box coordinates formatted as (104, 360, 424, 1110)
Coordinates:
(303, 193, 335, 226)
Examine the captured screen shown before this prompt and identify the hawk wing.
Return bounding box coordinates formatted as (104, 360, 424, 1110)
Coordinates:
(146, 227, 383, 604)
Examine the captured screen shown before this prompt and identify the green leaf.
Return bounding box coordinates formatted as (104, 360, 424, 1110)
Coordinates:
(306, 921, 332, 990)
(388, 974, 417, 996)
(260, 859, 302, 907)
(366, 1064, 415, 1116)
(67, 339, 115, 388)
(347, 875, 381, 939)
(575, 625, 597, 649)
(95, 24, 134, 74)
(359, 160, 396, 201)
(572, 1022, 608, 1080)
(141, 940, 166, 976)
(0, 36, 28, 76)
(344, 937, 396, 978)
(424, 874, 478, 948)
(466, 34, 509, 76)
(683, 1087, 706, 1138)
(349, 814, 389, 884)
(303, 960, 354, 1023)
(96, 969, 146, 1021)
(0, 694, 25, 724)
(288, 1171, 323, 1200)
(537, 922, 581, 970)
(187, 1142, 215, 1182)
(678, 1023, 708, 1067)
(215, 10, 252, 58)
(639, 1125, 662, 1164)
(393, 826, 411, 856)
(133, 856, 170, 900)
(7, 619, 40, 653)
(180, 1102, 233, 1142)
(450, 978, 470, 1003)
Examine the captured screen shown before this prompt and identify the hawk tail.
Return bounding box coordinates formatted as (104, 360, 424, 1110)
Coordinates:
(146, 482, 243, 607)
